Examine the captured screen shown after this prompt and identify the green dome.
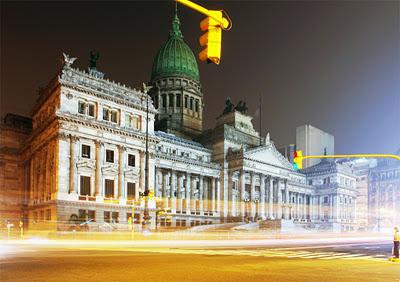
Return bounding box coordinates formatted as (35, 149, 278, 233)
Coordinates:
(151, 14, 200, 82)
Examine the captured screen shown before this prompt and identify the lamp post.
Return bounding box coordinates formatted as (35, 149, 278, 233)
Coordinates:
(142, 83, 151, 231)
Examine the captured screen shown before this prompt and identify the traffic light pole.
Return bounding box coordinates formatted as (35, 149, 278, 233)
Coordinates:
(142, 85, 151, 231)
(176, 0, 231, 29)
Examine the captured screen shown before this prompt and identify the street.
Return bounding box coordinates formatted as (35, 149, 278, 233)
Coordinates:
(1, 236, 399, 281)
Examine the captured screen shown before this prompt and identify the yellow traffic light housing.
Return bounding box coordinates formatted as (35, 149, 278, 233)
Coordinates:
(293, 150, 303, 170)
(199, 11, 223, 64)
(176, 0, 231, 65)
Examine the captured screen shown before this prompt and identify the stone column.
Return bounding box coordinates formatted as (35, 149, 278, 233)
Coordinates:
(171, 170, 177, 213)
(277, 180, 283, 219)
(284, 180, 289, 220)
(156, 169, 162, 197)
(250, 173, 256, 218)
(269, 177, 274, 219)
(216, 178, 221, 213)
(260, 174, 266, 218)
(162, 170, 168, 209)
(329, 195, 333, 221)
(335, 195, 340, 222)
(191, 176, 197, 212)
(69, 135, 77, 194)
(177, 173, 182, 213)
(199, 175, 204, 215)
(296, 193, 300, 219)
(118, 145, 124, 199)
(186, 173, 191, 214)
(211, 177, 216, 213)
(240, 171, 246, 218)
(318, 196, 322, 220)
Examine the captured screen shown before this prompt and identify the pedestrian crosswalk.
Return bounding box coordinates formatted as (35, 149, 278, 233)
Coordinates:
(159, 248, 390, 262)
(75, 246, 391, 262)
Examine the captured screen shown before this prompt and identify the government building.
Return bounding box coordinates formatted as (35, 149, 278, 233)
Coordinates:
(1, 13, 396, 233)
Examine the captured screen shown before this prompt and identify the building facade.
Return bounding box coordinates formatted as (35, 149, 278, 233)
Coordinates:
(1, 14, 363, 232)
(368, 156, 400, 230)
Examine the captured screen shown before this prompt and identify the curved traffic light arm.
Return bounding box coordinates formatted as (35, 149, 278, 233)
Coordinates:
(176, 0, 232, 30)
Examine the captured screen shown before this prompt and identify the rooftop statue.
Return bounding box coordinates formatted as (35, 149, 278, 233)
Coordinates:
(235, 100, 248, 114)
(62, 53, 77, 67)
(89, 50, 100, 69)
(223, 97, 235, 115)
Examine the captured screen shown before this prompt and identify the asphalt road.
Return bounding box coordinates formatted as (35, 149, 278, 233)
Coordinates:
(1, 238, 399, 282)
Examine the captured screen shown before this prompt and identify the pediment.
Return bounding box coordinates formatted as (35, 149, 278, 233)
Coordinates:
(244, 143, 293, 170)
(125, 167, 140, 179)
(77, 159, 96, 170)
(102, 163, 119, 174)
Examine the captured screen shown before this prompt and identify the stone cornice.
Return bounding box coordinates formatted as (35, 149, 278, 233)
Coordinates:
(57, 113, 159, 144)
(155, 151, 220, 171)
(59, 66, 157, 114)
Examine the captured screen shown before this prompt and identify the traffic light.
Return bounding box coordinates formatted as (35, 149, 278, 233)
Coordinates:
(199, 11, 223, 64)
(293, 150, 303, 170)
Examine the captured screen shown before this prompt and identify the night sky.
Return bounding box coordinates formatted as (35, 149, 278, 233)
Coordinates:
(1, 1, 399, 154)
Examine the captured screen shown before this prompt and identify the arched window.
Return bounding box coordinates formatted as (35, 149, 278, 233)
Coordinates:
(162, 94, 167, 108)
(169, 94, 174, 107)
(176, 94, 181, 107)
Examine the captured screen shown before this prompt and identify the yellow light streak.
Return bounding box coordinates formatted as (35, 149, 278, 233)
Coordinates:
(302, 154, 400, 161)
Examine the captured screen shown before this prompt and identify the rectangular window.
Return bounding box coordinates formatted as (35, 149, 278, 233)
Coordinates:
(106, 150, 114, 163)
(88, 104, 95, 117)
(111, 111, 118, 123)
(195, 100, 199, 112)
(46, 209, 51, 221)
(82, 144, 91, 158)
(105, 179, 114, 198)
(162, 94, 167, 108)
(190, 98, 193, 110)
(126, 114, 132, 128)
(169, 94, 174, 107)
(104, 211, 111, 223)
(133, 116, 140, 130)
(127, 182, 136, 200)
(112, 212, 119, 223)
(78, 101, 86, 114)
(128, 154, 135, 167)
(324, 196, 329, 204)
(176, 94, 181, 107)
(184, 96, 188, 108)
(80, 176, 91, 196)
(308, 180, 312, 185)
(88, 210, 95, 222)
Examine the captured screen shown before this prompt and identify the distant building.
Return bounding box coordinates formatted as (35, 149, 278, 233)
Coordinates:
(368, 153, 400, 230)
(301, 159, 358, 231)
(340, 158, 377, 229)
(0, 114, 32, 229)
(296, 124, 334, 168)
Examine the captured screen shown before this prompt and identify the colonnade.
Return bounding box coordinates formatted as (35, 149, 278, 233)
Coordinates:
(155, 168, 220, 216)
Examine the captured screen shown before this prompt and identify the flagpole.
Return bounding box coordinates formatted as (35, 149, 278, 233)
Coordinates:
(259, 94, 262, 146)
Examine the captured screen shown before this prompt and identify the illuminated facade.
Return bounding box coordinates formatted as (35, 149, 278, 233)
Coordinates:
(368, 156, 400, 229)
(0, 14, 363, 232)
